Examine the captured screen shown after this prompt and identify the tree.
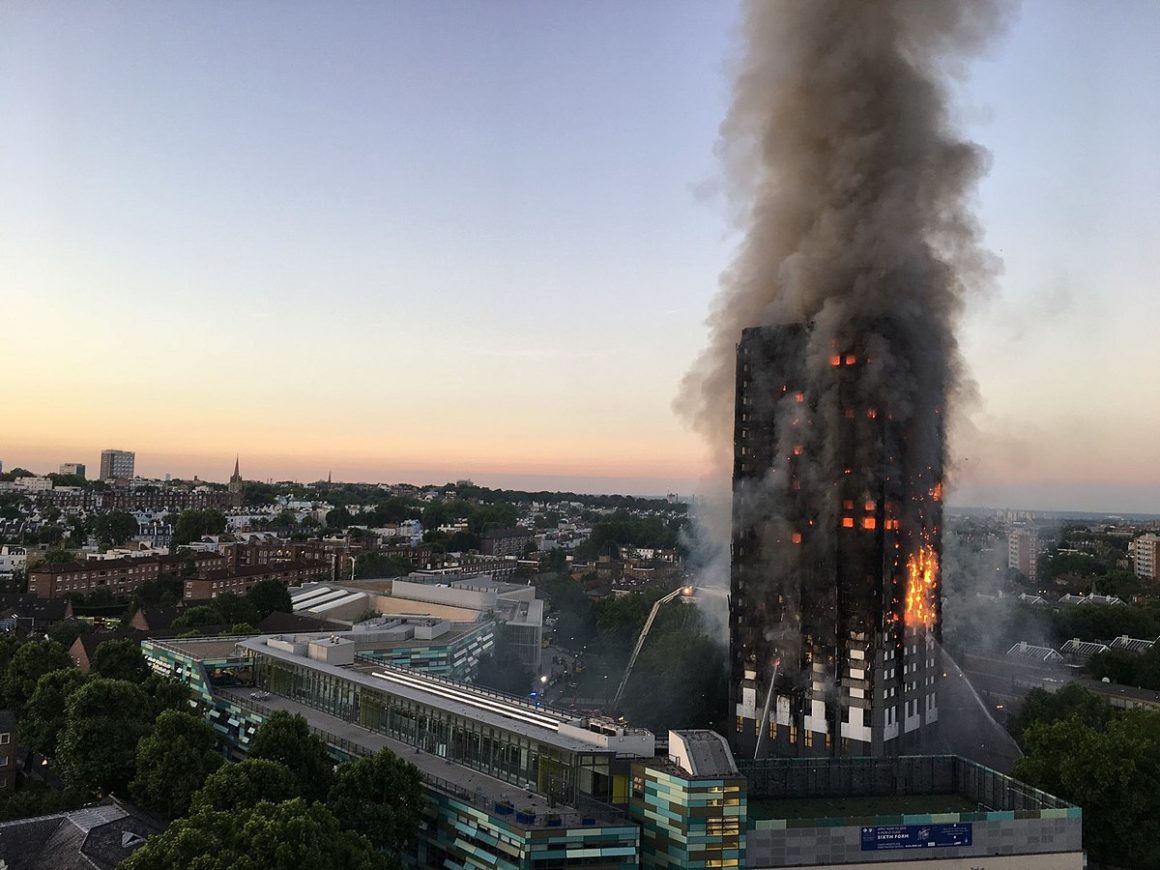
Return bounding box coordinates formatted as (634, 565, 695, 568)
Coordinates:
(1015, 710, 1160, 868)
(131, 710, 224, 818)
(48, 618, 92, 648)
(56, 678, 153, 793)
(354, 552, 414, 580)
(248, 711, 334, 801)
(1007, 684, 1114, 746)
(20, 668, 87, 757)
(618, 602, 727, 732)
(191, 758, 300, 814)
(142, 673, 192, 719)
(43, 548, 77, 564)
(91, 511, 140, 548)
(245, 579, 292, 620)
(171, 509, 227, 547)
(3, 640, 74, 711)
(326, 507, 354, 528)
(327, 748, 423, 854)
(172, 606, 220, 632)
(120, 799, 388, 870)
(209, 592, 259, 627)
(91, 638, 151, 683)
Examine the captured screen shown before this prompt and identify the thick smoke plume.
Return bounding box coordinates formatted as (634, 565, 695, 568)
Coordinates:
(679, 0, 1005, 582)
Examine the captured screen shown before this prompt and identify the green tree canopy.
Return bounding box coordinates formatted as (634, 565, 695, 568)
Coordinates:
(119, 799, 387, 870)
(1007, 684, 1115, 746)
(91, 638, 151, 683)
(1015, 710, 1160, 868)
(172, 606, 220, 632)
(209, 592, 259, 627)
(3, 640, 74, 711)
(191, 758, 301, 815)
(618, 601, 727, 733)
(131, 710, 224, 818)
(248, 711, 334, 801)
(57, 678, 154, 794)
(19, 668, 87, 757)
(327, 748, 423, 854)
(91, 511, 140, 548)
(171, 509, 227, 547)
(246, 579, 292, 620)
(48, 618, 91, 648)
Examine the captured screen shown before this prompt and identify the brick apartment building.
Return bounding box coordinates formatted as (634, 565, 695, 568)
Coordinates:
(37, 487, 241, 512)
(480, 527, 534, 557)
(29, 553, 227, 599)
(183, 559, 328, 601)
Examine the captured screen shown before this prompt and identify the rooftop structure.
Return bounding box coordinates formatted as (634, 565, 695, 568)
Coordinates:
(1060, 638, 1110, 664)
(740, 755, 1082, 869)
(1109, 634, 1157, 656)
(1005, 641, 1065, 665)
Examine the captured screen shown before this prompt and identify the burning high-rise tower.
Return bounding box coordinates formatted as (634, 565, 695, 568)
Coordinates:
(676, 1, 1003, 757)
(729, 323, 943, 759)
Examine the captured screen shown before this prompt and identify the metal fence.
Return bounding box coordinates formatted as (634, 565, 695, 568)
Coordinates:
(737, 754, 1074, 812)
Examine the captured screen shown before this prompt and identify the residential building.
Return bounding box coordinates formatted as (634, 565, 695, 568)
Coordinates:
(0, 796, 164, 866)
(1132, 532, 1160, 582)
(13, 476, 52, 492)
(481, 527, 535, 557)
(0, 547, 27, 578)
(99, 449, 135, 480)
(29, 553, 228, 599)
(1008, 526, 1039, 580)
(182, 560, 329, 601)
(58, 462, 86, 479)
(729, 325, 943, 759)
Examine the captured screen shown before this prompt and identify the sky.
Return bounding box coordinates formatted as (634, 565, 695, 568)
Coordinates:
(1, 1, 1158, 511)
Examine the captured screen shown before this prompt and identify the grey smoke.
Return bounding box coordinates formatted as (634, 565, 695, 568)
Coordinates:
(679, 1, 1007, 593)
(678, 0, 1004, 460)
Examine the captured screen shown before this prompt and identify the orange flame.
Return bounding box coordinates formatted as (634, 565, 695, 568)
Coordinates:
(904, 544, 938, 627)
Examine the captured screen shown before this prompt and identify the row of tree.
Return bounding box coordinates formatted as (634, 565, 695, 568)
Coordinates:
(0, 625, 424, 868)
(123, 711, 423, 870)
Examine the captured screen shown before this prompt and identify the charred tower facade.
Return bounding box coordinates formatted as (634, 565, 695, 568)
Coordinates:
(729, 324, 943, 759)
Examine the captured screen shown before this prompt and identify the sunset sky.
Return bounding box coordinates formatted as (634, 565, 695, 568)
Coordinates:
(2, 1, 1159, 511)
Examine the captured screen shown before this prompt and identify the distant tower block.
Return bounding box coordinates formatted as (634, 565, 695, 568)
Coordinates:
(729, 325, 943, 760)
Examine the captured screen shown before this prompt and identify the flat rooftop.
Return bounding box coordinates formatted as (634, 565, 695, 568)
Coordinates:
(217, 687, 626, 828)
(234, 634, 645, 755)
(146, 636, 252, 661)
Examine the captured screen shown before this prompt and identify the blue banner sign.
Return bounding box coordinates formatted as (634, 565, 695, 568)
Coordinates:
(860, 823, 972, 851)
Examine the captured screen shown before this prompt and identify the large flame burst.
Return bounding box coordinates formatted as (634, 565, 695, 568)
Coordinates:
(904, 543, 938, 627)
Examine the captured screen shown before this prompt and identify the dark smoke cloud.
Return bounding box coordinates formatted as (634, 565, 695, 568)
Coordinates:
(678, 0, 1006, 466)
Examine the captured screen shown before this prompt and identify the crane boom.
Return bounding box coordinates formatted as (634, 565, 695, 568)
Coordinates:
(611, 585, 690, 710)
